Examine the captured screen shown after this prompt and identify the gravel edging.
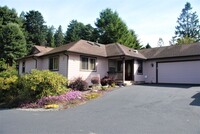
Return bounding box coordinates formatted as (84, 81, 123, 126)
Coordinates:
(15, 108, 60, 112)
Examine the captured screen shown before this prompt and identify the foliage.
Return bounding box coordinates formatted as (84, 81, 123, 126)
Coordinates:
(0, 23, 27, 66)
(173, 2, 200, 44)
(0, 59, 7, 72)
(95, 8, 141, 49)
(100, 76, 114, 86)
(69, 77, 88, 91)
(176, 36, 196, 45)
(37, 91, 82, 105)
(18, 70, 69, 101)
(101, 86, 108, 91)
(91, 77, 100, 85)
(0, 67, 18, 102)
(84, 92, 101, 100)
(145, 43, 151, 49)
(44, 104, 59, 109)
(65, 20, 94, 43)
(54, 25, 64, 47)
(23, 10, 47, 46)
(0, 6, 21, 26)
(0, 75, 18, 90)
(46, 26, 55, 47)
(157, 38, 164, 47)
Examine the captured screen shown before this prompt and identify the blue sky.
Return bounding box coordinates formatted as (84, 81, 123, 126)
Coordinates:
(1, 0, 200, 47)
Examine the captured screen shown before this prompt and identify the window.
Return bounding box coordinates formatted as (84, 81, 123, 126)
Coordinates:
(49, 56, 59, 71)
(81, 56, 96, 71)
(137, 60, 143, 75)
(22, 61, 25, 73)
(117, 61, 122, 72)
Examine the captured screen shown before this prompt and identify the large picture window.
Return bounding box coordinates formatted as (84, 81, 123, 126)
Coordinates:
(137, 60, 143, 75)
(81, 56, 96, 71)
(49, 56, 59, 71)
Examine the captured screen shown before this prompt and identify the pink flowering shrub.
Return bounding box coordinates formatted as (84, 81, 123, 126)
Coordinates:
(37, 91, 82, 106)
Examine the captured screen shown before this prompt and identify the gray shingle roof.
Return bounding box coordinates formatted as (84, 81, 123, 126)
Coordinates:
(42, 40, 145, 59)
(106, 43, 146, 59)
(139, 42, 200, 59)
(19, 40, 200, 60)
(44, 40, 107, 57)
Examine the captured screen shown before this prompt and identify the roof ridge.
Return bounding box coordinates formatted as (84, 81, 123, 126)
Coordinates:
(115, 43, 126, 55)
(140, 42, 200, 51)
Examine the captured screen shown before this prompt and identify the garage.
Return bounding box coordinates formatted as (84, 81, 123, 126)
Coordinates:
(157, 60, 200, 84)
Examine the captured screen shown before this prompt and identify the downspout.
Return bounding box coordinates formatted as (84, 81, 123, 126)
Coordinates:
(32, 57, 37, 69)
(63, 52, 69, 79)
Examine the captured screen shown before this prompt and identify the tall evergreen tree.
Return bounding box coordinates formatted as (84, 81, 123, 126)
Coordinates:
(145, 43, 151, 49)
(95, 8, 141, 49)
(64, 20, 95, 43)
(46, 26, 55, 47)
(0, 6, 21, 26)
(54, 25, 64, 47)
(0, 23, 26, 66)
(23, 10, 47, 46)
(174, 2, 200, 44)
(65, 20, 83, 43)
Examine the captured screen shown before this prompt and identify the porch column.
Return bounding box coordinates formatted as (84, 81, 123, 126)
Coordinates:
(122, 57, 125, 84)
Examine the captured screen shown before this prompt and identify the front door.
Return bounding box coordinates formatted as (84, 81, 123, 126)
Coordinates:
(125, 60, 133, 80)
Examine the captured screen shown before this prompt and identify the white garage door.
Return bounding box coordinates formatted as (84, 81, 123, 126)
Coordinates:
(158, 61, 200, 84)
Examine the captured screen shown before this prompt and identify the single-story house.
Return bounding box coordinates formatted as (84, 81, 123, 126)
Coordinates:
(18, 39, 200, 85)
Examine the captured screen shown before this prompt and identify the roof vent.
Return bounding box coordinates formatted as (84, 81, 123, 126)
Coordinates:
(87, 41, 100, 47)
(133, 50, 138, 53)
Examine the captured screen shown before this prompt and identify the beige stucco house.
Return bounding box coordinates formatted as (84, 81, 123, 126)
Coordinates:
(18, 40, 200, 85)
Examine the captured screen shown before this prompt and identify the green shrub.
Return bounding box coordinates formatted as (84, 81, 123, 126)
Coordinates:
(0, 67, 18, 102)
(18, 70, 69, 101)
(69, 77, 88, 91)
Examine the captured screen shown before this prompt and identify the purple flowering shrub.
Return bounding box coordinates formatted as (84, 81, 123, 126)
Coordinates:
(37, 91, 82, 106)
(100, 76, 114, 86)
(69, 77, 88, 91)
(91, 77, 100, 85)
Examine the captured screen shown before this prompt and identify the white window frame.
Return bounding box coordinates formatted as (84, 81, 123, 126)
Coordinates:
(22, 61, 25, 73)
(80, 56, 96, 71)
(49, 56, 59, 71)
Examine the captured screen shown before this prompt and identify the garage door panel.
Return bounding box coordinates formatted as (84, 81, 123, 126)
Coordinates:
(158, 61, 200, 84)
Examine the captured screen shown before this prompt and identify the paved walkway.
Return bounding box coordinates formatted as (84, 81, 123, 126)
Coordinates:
(1, 84, 200, 134)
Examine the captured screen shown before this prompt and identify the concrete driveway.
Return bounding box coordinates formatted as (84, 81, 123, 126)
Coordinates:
(1, 84, 200, 134)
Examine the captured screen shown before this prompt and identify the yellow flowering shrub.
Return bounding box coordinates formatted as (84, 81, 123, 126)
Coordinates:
(44, 104, 59, 109)
(19, 70, 69, 100)
(85, 92, 101, 100)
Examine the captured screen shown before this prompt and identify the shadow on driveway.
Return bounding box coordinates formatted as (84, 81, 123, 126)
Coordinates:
(190, 92, 200, 106)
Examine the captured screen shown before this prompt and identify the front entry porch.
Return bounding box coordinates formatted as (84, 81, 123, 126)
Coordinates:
(108, 58, 135, 85)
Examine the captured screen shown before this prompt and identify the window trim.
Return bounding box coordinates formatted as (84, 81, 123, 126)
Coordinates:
(22, 61, 25, 73)
(137, 60, 143, 75)
(49, 56, 59, 71)
(80, 56, 97, 71)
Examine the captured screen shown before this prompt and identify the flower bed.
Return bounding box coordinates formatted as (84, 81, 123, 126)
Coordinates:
(19, 85, 118, 110)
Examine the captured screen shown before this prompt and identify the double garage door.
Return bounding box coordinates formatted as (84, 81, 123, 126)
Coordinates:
(157, 60, 200, 84)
